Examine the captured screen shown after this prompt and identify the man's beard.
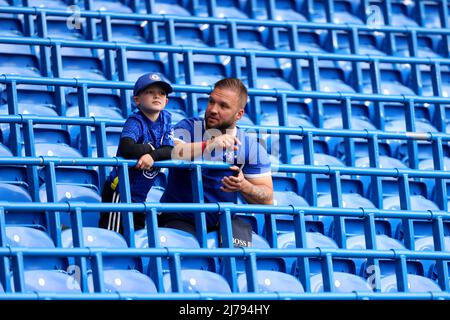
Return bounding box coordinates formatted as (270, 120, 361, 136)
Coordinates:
(205, 117, 234, 132)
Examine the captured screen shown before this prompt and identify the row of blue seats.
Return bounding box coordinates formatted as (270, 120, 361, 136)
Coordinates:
(0, 173, 449, 246)
(0, 225, 446, 294)
(1, 41, 449, 100)
(3, 87, 449, 130)
(1, 110, 449, 167)
(5, 0, 449, 30)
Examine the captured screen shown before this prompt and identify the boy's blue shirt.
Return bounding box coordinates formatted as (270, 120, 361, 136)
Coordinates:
(107, 109, 174, 202)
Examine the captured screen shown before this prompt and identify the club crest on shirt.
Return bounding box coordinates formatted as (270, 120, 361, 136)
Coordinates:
(143, 167, 160, 179)
(143, 142, 160, 179)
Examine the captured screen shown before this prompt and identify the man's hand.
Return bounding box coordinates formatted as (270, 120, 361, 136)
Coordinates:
(205, 134, 241, 153)
(220, 165, 245, 192)
(135, 154, 154, 170)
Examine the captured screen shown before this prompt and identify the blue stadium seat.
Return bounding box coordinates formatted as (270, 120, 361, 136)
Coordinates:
(237, 270, 304, 293)
(0, 183, 45, 228)
(89, 0, 133, 13)
(310, 272, 372, 293)
(383, 195, 440, 240)
(310, 0, 364, 25)
(335, 32, 387, 77)
(347, 234, 407, 275)
(110, 22, 146, 44)
(0, 16, 23, 37)
(291, 153, 350, 197)
(269, 190, 323, 235)
(0, 105, 63, 148)
(46, 18, 86, 42)
(86, 269, 158, 294)
(29, 142, 82, 162)
(0, 52, 41, 78)
(384, 119, 441, 163)
(163, 269, 232, 293)
(317, 193, 391, 238)
(61, 56, 107, 81)
(362, 69, 415, 96)
(22, 270, 81, 293)
(415, 236, 450, 278)
(126, 58, 165, 83)
(380, 274, 442, 293)
(322, 117, 387, 162)
(277, 232, 340, 274)
(5, 226, 65, 270)
(355, 155, 409, 197)
(390, 2, 419, 27)
(39, 184, 101, 228)
(5, 226, 74, 293)
(196, 0, 247, 19)
(0, 141, 12, 156)
(418, 157, 450, 200)
(65, 104, 124, 147)
(137, 0, 191, 16)
(253, 0, 307, 22)
(135, 227, 212, 274)
(61, 227, 139, 271)
(421, 1, 445, 29)
(27, 0, 68, 9)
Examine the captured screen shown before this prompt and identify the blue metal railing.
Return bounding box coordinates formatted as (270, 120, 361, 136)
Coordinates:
(0, 201, 450, 297)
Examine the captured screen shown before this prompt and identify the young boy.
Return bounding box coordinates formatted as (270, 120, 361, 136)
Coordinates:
(98, 72, 174, 233)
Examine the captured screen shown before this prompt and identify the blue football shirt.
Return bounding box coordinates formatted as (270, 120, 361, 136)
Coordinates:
(160, 117, 271, 226)
(108, 109, 174, 202)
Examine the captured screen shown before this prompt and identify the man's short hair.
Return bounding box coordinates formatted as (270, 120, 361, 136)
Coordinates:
(213, 78, 248, 110)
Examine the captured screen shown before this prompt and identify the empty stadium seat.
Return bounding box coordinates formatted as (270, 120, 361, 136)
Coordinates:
(322, 117, 390, 162)
(269, 190, 324, 235)
(163, 269, 231, 293)
(61, 227, 139, 271)
(384, 119, 441, 163)
(277, 232, 340, 274)
(135, 227, 212, 274)
(415, 236, 450, 278)
(5, 226, 65, 270)
(346, 234, 406, 275)
(237, 270, 304, 293)
(252, 0, 307, 22)
(383, 195, 440, 240)
(196, 0, 247, 19)
(0, 183, 45, 228)
(310, 272, 372, 293)
(418, 157, 450, 200)
(317, 193, 391, 239)
(380, 274, 442, 293)
(39, 184, 101, 228)
(355, 155, 408, 197)
(0, 141, 11, 156)
(5, 226, 77, 293)
(86, 269, 157, 294)
(22, 270, 81, 293)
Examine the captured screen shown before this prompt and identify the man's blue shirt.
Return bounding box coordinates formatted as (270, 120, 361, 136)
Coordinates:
(160, 117, 271, 226)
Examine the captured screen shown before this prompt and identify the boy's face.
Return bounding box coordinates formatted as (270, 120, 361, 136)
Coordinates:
(133, 83, 168, 114)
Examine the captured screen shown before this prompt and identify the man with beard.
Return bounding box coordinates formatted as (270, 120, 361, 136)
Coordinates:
(159, 78, 273, 243)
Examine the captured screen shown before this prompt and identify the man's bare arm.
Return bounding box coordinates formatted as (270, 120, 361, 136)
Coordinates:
(238, 175, 273, 205)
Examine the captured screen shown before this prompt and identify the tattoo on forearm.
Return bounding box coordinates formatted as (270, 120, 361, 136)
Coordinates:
(248, 185, 272, 203)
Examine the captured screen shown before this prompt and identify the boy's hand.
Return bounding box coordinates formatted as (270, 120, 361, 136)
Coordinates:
(136, 154, 154, 170)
